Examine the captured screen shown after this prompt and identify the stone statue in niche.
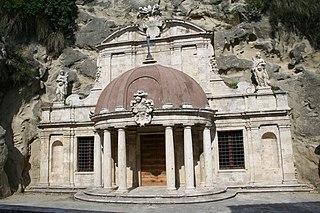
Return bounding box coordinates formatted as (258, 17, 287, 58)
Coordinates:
(137, 4, 163, 38)
(55, 70, 69, 102)
(130, 90, 154, 126)
(252, 52, 271, 88)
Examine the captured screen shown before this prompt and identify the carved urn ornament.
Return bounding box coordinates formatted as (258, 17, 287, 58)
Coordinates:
(130, 90, 154, 126)
(137, 4, 164, 38)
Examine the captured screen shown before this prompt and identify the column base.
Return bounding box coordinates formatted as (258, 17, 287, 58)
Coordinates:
(166, 187, 176, 191)
(116, 187, 128, 193)
(185, 187, 195, 193)
(37, 182, 49, 187)
(103, 187, 113, 192)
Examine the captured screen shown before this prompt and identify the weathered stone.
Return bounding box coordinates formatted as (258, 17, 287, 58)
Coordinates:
(294, 67, 305, 74)
(75, 58, 97, 79)
(216, 55, 252, 73)
(289, 43, 306, 69)
(75, 12, 114, 49)
(59, 48, 87, 67)
(0, 126, 11, 198)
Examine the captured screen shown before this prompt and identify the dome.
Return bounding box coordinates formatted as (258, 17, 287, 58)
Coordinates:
(95, 65, 208, 113)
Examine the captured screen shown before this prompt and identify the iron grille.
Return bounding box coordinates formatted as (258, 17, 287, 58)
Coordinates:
(218, 130, 245, 170)
(77, 137, 94, 172)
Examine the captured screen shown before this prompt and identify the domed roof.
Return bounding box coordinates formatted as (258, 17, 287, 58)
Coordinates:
(95, 65, 208, 113)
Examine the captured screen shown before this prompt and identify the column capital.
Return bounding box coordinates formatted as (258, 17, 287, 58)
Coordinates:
(183, 125, 192, 129)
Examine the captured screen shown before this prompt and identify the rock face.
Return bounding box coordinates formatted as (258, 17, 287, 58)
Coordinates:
(0, 126, 11, 198)
(0, 0, 319, 194)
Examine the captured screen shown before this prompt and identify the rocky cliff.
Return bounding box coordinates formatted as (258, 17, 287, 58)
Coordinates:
(0, 0, 319, 197)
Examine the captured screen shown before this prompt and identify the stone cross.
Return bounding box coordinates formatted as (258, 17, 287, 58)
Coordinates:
(142, 37, 156, 63)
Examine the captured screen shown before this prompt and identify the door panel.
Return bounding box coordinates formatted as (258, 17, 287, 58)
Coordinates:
(140, 134, 166, 186)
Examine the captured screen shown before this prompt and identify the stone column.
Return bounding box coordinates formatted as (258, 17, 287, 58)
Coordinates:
(94, 131, 102, 187)
(117, 128, 128, 192)
(39, 133, 49, 186)
(103, 129, 112, 190)
(184, 126, 195, 191)
(203, 126, 214, 188)
(279, 125, 297, 183)
(165, 126, 176, 190)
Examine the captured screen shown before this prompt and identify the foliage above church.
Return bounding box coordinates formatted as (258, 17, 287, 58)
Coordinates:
(245, 0, 320, 49)
(0, 0, 78, 55)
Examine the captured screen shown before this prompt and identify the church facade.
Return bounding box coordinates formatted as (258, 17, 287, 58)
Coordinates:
(38, 6, 296, 195)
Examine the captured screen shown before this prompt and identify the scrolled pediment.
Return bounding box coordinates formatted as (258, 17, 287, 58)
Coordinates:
(98, 19, 211, 49)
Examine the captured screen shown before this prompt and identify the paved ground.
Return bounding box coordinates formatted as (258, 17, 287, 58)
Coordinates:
(0, 191, 319, 212)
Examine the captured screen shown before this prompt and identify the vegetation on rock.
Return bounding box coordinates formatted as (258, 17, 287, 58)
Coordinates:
(0, 0, 77, 54)
(0, 0, 77, 86)
(245, 0, 320, 49)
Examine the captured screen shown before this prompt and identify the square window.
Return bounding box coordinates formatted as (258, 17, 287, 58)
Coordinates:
(218, 130, 245, 170)
(77, 137, 94, 172)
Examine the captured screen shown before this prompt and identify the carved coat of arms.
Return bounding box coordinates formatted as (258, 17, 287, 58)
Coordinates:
(130, 90, 154, 126)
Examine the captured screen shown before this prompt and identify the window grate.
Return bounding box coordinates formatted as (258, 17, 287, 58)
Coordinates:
(78, 137, 94, 172)
(218, 130, 245, 170)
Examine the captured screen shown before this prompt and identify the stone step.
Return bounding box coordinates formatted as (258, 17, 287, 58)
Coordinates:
(229, 184, 314, 193)
(25, 186, 86, 194)
(83, 187, 227, 198)
(74, 189, 237, 204)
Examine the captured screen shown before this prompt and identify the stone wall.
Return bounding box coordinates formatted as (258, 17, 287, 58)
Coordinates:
(0, 0, 319, 197)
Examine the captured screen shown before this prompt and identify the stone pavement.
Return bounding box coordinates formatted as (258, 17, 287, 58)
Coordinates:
(0, 191, 319, 213)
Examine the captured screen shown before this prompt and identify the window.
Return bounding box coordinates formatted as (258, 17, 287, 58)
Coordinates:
(218, 130, 245, 170)
(78, 137, 94, 172)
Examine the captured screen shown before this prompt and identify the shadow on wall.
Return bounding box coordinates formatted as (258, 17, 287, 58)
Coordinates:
(315, 145, 320, 178)
(1, 87, 33, 194)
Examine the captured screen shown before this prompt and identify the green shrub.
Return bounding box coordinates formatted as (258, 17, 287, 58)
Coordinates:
(244, 0, 320, 49)
(245, 0, 264, 21)
(0, 0, 77, 55)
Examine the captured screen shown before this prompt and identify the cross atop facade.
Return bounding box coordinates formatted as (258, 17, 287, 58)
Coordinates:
(142, 37, 157, 64)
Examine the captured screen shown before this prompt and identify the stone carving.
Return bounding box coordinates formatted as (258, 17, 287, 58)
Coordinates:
(130, 90, 154, 126)
(137, 4, 163, 38)
(55, 70, 69, 102)
(252, 52, 271, 88)
(36, 66, 48, 90)
(210, 55, 219, 74)
(95, 65, 102, 82)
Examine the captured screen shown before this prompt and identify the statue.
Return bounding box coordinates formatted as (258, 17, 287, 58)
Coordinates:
(138, 4, 163, 38)
(130, 90, 154, 126)
(55, 70, 68, 102)
(252, 52, 271, 88)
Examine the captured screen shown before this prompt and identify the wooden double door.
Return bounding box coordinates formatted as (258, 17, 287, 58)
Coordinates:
(140, 134, 166, 186)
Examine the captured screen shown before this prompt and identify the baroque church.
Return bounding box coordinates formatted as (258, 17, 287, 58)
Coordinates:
(37, 4, 297, 202)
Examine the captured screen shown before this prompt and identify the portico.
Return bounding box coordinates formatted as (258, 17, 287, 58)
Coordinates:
(92, 107, 216, 192)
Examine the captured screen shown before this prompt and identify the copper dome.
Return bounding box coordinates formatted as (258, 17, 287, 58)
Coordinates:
(95, 65, 208, 113)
